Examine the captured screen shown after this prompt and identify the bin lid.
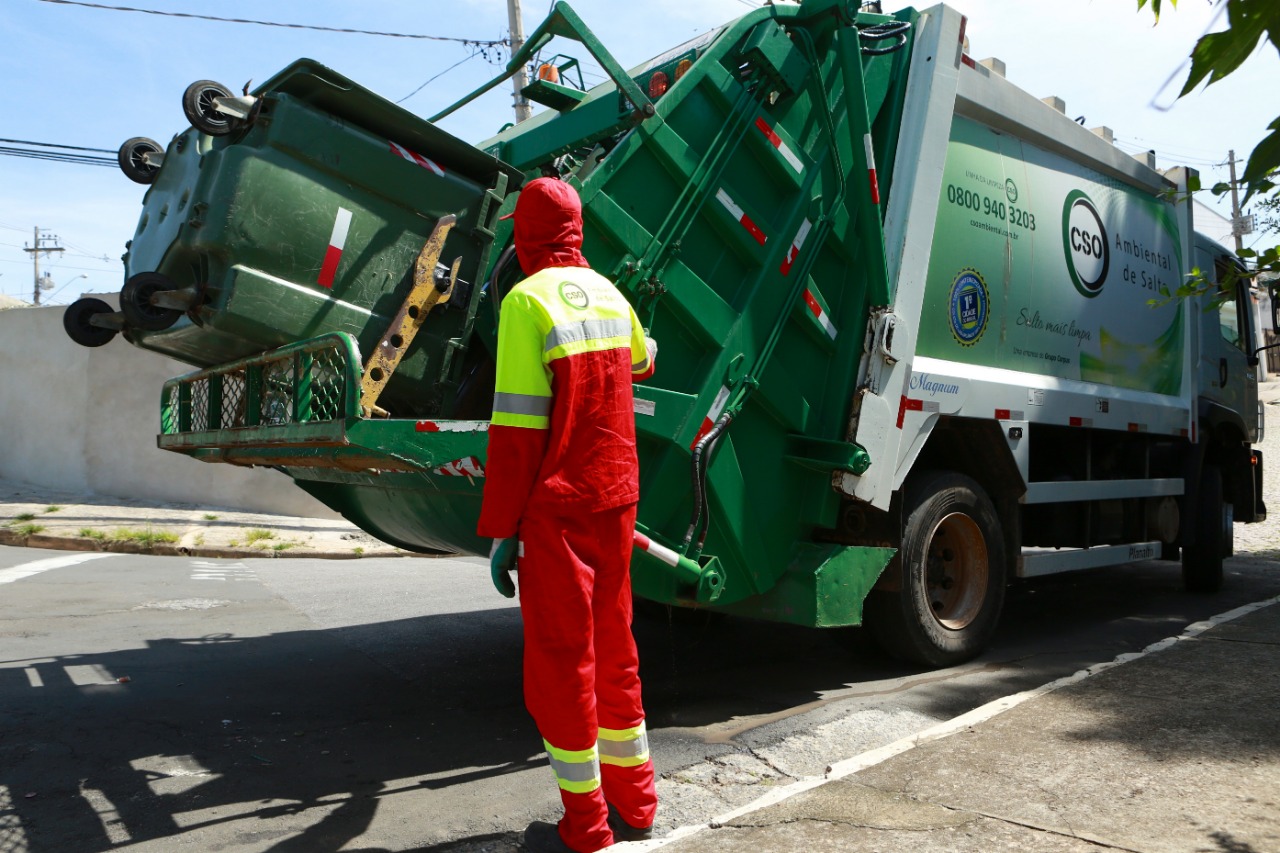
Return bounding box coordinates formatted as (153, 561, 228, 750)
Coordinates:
(256, 59, 525, 189)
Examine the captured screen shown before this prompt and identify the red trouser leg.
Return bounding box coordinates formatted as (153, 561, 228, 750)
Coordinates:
(591, 505, 658, 829)
(518, 502, 656, 852)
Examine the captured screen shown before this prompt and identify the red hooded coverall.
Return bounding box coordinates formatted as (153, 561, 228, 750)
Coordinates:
(477, 178, 657, 852)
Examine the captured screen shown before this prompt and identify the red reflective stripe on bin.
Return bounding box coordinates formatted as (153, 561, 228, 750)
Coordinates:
(995, 409, 1010, 420)
(754, 116, 803, 173)
(690, 385, 731, 450)
(802, 289, 837, 340)
(716, 189, 767, 246)
(318, 207, 352, 288)
(780, 218, 812, 276)
(389, 140, 445, 177)
(434, 456, 485, 478)
(864, 134, 881, 205)
(415, 420, 489, 433)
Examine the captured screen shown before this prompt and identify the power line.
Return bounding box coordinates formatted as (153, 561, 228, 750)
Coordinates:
(0, 147, 115, 166)
(397, 50, 484, 104)
(0, 258, 118, 273)
(0, 137, 114, 154)
(36, 0, 509, 46)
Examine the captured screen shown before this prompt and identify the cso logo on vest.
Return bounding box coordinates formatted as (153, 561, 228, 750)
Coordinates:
(1062, 190, 1109, 298)
(559, 281, 590, 310)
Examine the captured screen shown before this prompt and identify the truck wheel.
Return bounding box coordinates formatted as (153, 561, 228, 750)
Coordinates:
(63, 298, 118, 347)
(117, 137, 163, 184)
(1182, 464, 1229, 593)
(120, 272, 183, 332)
(183, 80, 235, 136)
(865, 471, 1007, 667)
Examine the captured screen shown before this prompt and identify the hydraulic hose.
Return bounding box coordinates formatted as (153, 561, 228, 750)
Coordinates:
(857, 20, 911, 55)
(683, 410, 735, 550)
(486, 243, 517, 328)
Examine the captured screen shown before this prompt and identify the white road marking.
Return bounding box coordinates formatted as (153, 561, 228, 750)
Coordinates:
(64, 664, 120, 687)
(623, 593, 1280, 851)
(190, 561, 256, 582)
(0, 553, 118, 585)
(23, 668, 42, 688)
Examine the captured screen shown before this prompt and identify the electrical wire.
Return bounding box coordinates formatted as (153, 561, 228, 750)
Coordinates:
(0, 259, 118, 273)
(0, 137, 114, 154)
(35, 0, 508, 46)
(396, 50, 482, 104)
(0, 147, 115, 166)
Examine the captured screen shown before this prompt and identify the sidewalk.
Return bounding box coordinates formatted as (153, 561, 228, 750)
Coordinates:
(645, 596, 1280, 853)
(0, 477, 412, 559)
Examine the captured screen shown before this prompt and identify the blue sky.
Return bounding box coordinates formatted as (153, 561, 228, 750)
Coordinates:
(1, 0, 1276, 305)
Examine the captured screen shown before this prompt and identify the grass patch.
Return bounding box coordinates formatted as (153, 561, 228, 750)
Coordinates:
(10, 513, 37, 524)
(271, 542, 295, 552)
(203, 513, 219, 521)
(44, 505, 62, 514)
(229, 539, 240, 547)
(78, 528, 108, 541)
(13, 524, 45, 536)
(245, 529, 274, 544)
(193, 533, 205, 546)
(110, 528, 179, 546)
(352, 546, 364, 555)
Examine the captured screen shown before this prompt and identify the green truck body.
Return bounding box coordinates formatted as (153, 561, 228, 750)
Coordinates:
(69, 0, 1265, 666)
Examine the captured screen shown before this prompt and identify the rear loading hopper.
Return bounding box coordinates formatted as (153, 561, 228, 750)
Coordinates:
(128, 0, 913, 626)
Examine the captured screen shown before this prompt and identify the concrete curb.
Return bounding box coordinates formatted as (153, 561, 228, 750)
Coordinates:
(0, 529, 412, 560)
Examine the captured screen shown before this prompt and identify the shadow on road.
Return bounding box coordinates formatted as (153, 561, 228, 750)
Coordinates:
(2, 555, 1277, 851)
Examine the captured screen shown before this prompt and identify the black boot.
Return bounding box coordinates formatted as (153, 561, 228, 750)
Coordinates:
(606, 803, 653, 842)
(521, 821, 576, 853)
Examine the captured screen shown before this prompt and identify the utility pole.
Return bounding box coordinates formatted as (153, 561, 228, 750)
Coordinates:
(507, 0, 533, 123)
(1227, 150, 1245, 254)
(23, 227, 64, 306)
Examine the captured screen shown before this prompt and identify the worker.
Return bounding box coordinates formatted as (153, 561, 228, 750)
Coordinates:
(478, 176, 659, 853)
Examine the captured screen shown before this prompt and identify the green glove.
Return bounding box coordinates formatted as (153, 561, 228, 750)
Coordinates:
(489, 537, 518, 598)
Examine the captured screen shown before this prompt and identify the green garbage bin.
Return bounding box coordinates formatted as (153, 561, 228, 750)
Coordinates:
(118, 59, 522, 418)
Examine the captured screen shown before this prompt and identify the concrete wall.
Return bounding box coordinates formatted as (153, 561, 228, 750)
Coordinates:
(0, 304, 338, 518)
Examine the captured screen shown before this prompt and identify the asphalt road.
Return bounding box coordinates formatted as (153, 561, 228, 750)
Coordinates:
(3, 543, 1279, 852)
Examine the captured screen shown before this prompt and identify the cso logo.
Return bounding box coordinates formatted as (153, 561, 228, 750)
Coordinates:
(1062, 190, 1109, 298)
(558, 281, 590, 310)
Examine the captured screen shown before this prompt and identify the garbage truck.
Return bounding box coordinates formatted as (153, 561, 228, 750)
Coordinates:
(65, 0, 1266, 666)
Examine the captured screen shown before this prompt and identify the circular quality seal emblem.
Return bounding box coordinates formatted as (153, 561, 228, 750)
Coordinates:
(1005, 178, 1018, 204)
(948, 268, 989, 347)
(1062, 190, 1109, 298)
(559, 280, 590, 310)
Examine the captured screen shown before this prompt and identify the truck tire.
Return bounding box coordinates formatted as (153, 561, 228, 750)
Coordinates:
(865, 471, 1007, 667)
(1182, 464, 1229, 593)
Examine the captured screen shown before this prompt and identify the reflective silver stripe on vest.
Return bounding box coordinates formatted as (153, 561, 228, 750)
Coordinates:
(632, 356, 650, 371)
(544, 317, 632, 353)
(492, 391, 552, 417)
(548, 753, 601, 784)
(598, 730, 649, 761)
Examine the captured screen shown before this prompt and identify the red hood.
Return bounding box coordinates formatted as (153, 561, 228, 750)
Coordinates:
(511, 177, 590, 275)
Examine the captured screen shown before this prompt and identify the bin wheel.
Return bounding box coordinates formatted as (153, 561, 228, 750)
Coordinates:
(117, 137, 163, 184)
(183, 79, 235, 136)
(864, 471, 1007, 667)
(1182, 463, 1229, 593)
(120, 272, 182, 332)
(63, 298, 118, 348)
